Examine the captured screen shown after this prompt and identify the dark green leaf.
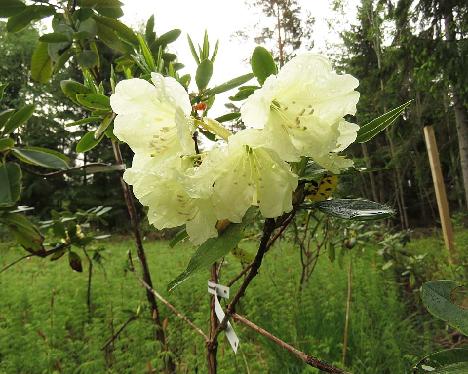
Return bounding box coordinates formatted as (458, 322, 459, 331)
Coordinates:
(3, 104, 35, 134)
(0, 109, 15, 129)
(0, 0, 26, 17)
(169, 229, 188, 248)
(39, 32, 70, 43)
(0, 162, 21, 207)
(96, 21, 131, 53)
(356, 100, 412, 143)
(157, 29, 181, 45)
(66, 116, 101, 127)
(0, 212, 44, 252)
(94, 15, 138, 46)
(11, 146, 69, 170)
(6, 5, 55, 33)
(78, 0, 123, 18)
(421, 280, 468, 335)
(60, 80, 92, 105)
(76, 93, 110, 110)
(251, 46, 277, 85)
(178, 74, 191, 89)
(31, 41, 53, 84)
(145, 15, 155, 43)
(168, 209, 256, 291)
(195, 59, 213, 91)
(214, 113, 241, 123)
(315, 199, 394, 221)
(229, 87, 255, 101)
(208, 73, 254, 95)
(413, 348, 468, 373)
(0, 137, 14, 151)
(68, 251, 83, 272)
(95, 113, 114, 138)
(202, 30, 209, 60)
(0, 83, 7, 100)
(76, 18, 98, 39)
(77, 50, 98, 68)
(76, 131, 102, 153)
(50, 248, 66, 261)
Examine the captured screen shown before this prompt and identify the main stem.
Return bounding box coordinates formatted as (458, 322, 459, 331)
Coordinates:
(111, 141, 175, 372)
(342, 257, 352, 367)
(207, 263, 219, 374)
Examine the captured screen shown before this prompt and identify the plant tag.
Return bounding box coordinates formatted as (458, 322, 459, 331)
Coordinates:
(207, 281, 239, 353)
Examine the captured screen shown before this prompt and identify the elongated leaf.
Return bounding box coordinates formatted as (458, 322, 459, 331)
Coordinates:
(315, 199, 394, 221)
(251, 46, 277, 85)
(0, 162, 21, 207)
(0, 212, 44, 252)
(356, 100, 412, 143)
(0, 109, 15, 129)
(187, 34, 200, 64)
(413, 348, 468, 373)
(229, 87, 256, 101)
(65, 116, 101, 127)
(137, 34, 155, 71)
(170, 229, 188, 248)
(0, 137, 14, 151)
(96, 21, 131, 53)
(0, 0, 26, 17)
(68, 251, 83, 272)
(168, 209, 256, 291)
(94, 15, 138, 46)
(3, 104, 35, 134)
(421, 280, 468, 335)
(79, 0, 123, 18)
(76, 93, 110, 110)
(145, 15, 155, 43)
(208, 73, 254, 95)
(95, 113, 114, 138)
(76, 131, 102, 153)
(39, 32, 70, 43)
(157, 29, 181, 45)
(215, 112, 241, 123)
(60, 80, 91, 104)
(6, 5, 55, 33)
(0, 83, 7, 100)
(12, 146, 69, 170)
(195, 59, 213, 91)
(31, 41, 53, 84)
(77, 50, 98, 68)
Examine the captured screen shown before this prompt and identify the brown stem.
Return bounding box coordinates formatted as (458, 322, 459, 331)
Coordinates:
(232, 313, 350, 374)
(101, 315, 138, 351)
(82, 246, 93, 316)
(207, 263, 219, 374)
(138, 277, 208, 340)
(111, 140, 175, 372)
(226, 264, 252, 287)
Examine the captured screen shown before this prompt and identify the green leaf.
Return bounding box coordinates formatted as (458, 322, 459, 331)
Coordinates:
(251, 46, 277, 85)
(187, 34, 200, 64)
(168, 209, 256, 291)
(137, 34, 155, 71)
(0, 137, 14, 151)
(6, 5, 55, 33)
(145, 15, 155, 44)
(78, 0, 124, 18)
(0, 212, 44, 252)
(169, 229, 188, 248)
(315, 199, 394, 221)
(60, 80, 91, 104)
(157, 29, 181, 45)
(76, 93, 110, 110)
(208, 73, 254, 95)
(413, 348, 468, 373)
(95, 113, 114, 138)
(0, 83, 7, 101)
(202, 30, 209, 60)
(215, 112, 241, 123)
(229, 87, 256, 101)
(94, 15, 138, 46)
(0, 0, 26, 17)
(65, 116, 101, 127)
(76, 131, 102, 153)
(356, 100, 412, 143)
(0, 162, 21, 207)
(195, 59, 213, 91)
(68, 251, 83, 272)
(11, 146, 69, 170)
(0, 109, 14, 130)
(77, 50, 98, 68)
(76, 18, 98, 39)
(421, 280, 468, 335)
(96, 21, 131, 53)
(31, 41, 53, 84)
(3, 104, 35, 134)
(39, 32, 70, 43)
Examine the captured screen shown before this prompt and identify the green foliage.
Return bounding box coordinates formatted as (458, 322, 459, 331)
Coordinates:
(251, 46, 277, 85)
(0, 162, 21, 206)
(313, 199, 394, 221)
(195, 59, 213, 91)
(30, 41, 53, 83)
(413, 348, 468, 373)
(2, 104, 35, 134)
(11, 146, 70, 170)
(421, 280, 468, 335)
(208, 73, 254, 95)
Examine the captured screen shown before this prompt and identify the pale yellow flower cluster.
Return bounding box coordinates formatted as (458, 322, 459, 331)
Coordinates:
(110, 54, 359, 244)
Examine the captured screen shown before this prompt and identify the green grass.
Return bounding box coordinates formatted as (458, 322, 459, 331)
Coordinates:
(0, 228, 466, 373)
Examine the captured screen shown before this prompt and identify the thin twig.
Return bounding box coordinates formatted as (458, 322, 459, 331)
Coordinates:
(137, 277, 208, 341)
(226, 264, 252, 287)
(232, 313, 350, 374)
(100, 315, 138, 351)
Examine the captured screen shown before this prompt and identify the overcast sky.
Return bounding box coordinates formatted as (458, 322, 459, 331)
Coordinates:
(120, 0, 359, 116)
